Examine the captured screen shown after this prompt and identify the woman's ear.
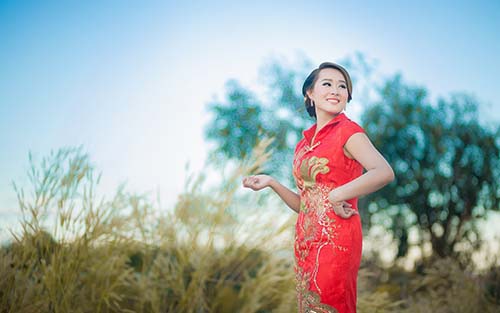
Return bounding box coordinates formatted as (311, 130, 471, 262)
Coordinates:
(306, 89, 313, 100)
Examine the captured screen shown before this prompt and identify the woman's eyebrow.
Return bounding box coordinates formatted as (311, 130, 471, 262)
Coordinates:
(321, 78, 347, 84)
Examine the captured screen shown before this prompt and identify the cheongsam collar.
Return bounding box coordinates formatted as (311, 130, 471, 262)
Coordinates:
(302, 112, 348, 143)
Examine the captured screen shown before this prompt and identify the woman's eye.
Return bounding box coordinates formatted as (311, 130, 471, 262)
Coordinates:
(339, 84, 347, 89)
(322, 82, 331, 86)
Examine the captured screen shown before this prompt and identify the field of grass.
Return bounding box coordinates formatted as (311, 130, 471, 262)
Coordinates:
(1, 142, 499, 312)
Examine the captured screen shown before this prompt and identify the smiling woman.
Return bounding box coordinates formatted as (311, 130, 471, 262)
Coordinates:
(243, 62, 394, 313)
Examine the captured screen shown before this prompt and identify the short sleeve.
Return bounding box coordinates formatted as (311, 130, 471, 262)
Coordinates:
(340, 120, 365, 147)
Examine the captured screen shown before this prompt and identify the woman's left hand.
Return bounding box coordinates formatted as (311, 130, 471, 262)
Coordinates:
(329, 188, 358, 218)
(331, 201, 358, 219)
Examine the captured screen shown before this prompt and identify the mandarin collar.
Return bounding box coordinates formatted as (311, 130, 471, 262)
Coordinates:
(303, 113, 348, 143)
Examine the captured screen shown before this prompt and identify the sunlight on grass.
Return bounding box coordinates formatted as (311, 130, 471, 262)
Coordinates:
(1, 142, 498, 312)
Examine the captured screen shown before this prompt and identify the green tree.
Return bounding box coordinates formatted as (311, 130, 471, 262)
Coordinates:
(205, 57, 500, 261)
(361, 74, 500, 259)
(205, 54, 374, 179)
(205, 60, 312, 179)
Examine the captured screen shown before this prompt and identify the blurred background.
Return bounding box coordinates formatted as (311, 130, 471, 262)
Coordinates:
(1, 1, 499, 312)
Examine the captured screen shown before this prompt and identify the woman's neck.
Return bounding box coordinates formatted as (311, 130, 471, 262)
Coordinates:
(316, 111, 343, 133)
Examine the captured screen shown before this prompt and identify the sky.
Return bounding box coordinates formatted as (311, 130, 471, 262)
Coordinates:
(1, 0, 500, 242)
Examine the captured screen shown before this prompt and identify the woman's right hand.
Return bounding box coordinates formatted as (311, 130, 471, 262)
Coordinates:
(242, 174, 273, 191)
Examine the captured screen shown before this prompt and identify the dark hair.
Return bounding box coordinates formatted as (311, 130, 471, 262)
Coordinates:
(302, 62, 353, 118)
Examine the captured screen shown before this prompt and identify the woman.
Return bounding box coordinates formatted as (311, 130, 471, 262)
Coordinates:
(242, 62, 394, 313)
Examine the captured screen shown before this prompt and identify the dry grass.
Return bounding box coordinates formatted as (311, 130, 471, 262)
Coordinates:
(1, 143, 499, 312)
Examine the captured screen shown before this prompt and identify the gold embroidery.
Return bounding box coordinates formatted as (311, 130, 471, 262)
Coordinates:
(293, 154, 348, 312)
(300, 156, 330, 190)
(296, 267, 339, 313)
(296, 183, 348, 295)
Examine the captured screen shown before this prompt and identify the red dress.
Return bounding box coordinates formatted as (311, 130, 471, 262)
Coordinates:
(292, 113, 364, 313)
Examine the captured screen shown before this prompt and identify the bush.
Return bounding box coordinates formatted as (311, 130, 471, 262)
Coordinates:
(1, 143, 499, 312)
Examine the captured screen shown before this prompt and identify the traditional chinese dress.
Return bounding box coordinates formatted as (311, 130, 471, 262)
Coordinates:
(292, 113, 364, 313)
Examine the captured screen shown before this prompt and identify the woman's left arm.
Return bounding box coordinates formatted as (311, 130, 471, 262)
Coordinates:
(328, 132, 395, 203)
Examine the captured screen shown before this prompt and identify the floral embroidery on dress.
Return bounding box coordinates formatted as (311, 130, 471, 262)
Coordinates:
(300, 156, 330, 190)
(296, 266, 339, 313)
(292, 114, 364, 312)
(293, 152, 347, 312)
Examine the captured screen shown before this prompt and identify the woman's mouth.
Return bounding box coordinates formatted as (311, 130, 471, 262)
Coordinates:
(326, 98, 340, 104)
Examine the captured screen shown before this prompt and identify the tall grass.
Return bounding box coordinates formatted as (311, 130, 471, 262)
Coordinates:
(1, 143, 499, 312)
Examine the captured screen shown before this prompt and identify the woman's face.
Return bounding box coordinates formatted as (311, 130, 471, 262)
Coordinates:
(307, 68, 349, 119)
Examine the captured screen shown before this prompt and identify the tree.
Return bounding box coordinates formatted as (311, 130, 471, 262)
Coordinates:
(205, 56, 500, 261)
(205, 60, 313, 180)
(205, 54, 375, 179)
(362, 74, 500, 259)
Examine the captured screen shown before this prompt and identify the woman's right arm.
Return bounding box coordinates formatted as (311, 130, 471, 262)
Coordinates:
(242, 174, 300, 213)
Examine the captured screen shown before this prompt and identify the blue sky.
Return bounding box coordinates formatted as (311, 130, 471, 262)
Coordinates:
(1, 0, 500, 241)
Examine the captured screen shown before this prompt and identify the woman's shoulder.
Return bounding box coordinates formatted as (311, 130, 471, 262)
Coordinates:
(340, 114, 364, 128)
(338, 116, 365, 143)
(294, 135, 308, 151)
